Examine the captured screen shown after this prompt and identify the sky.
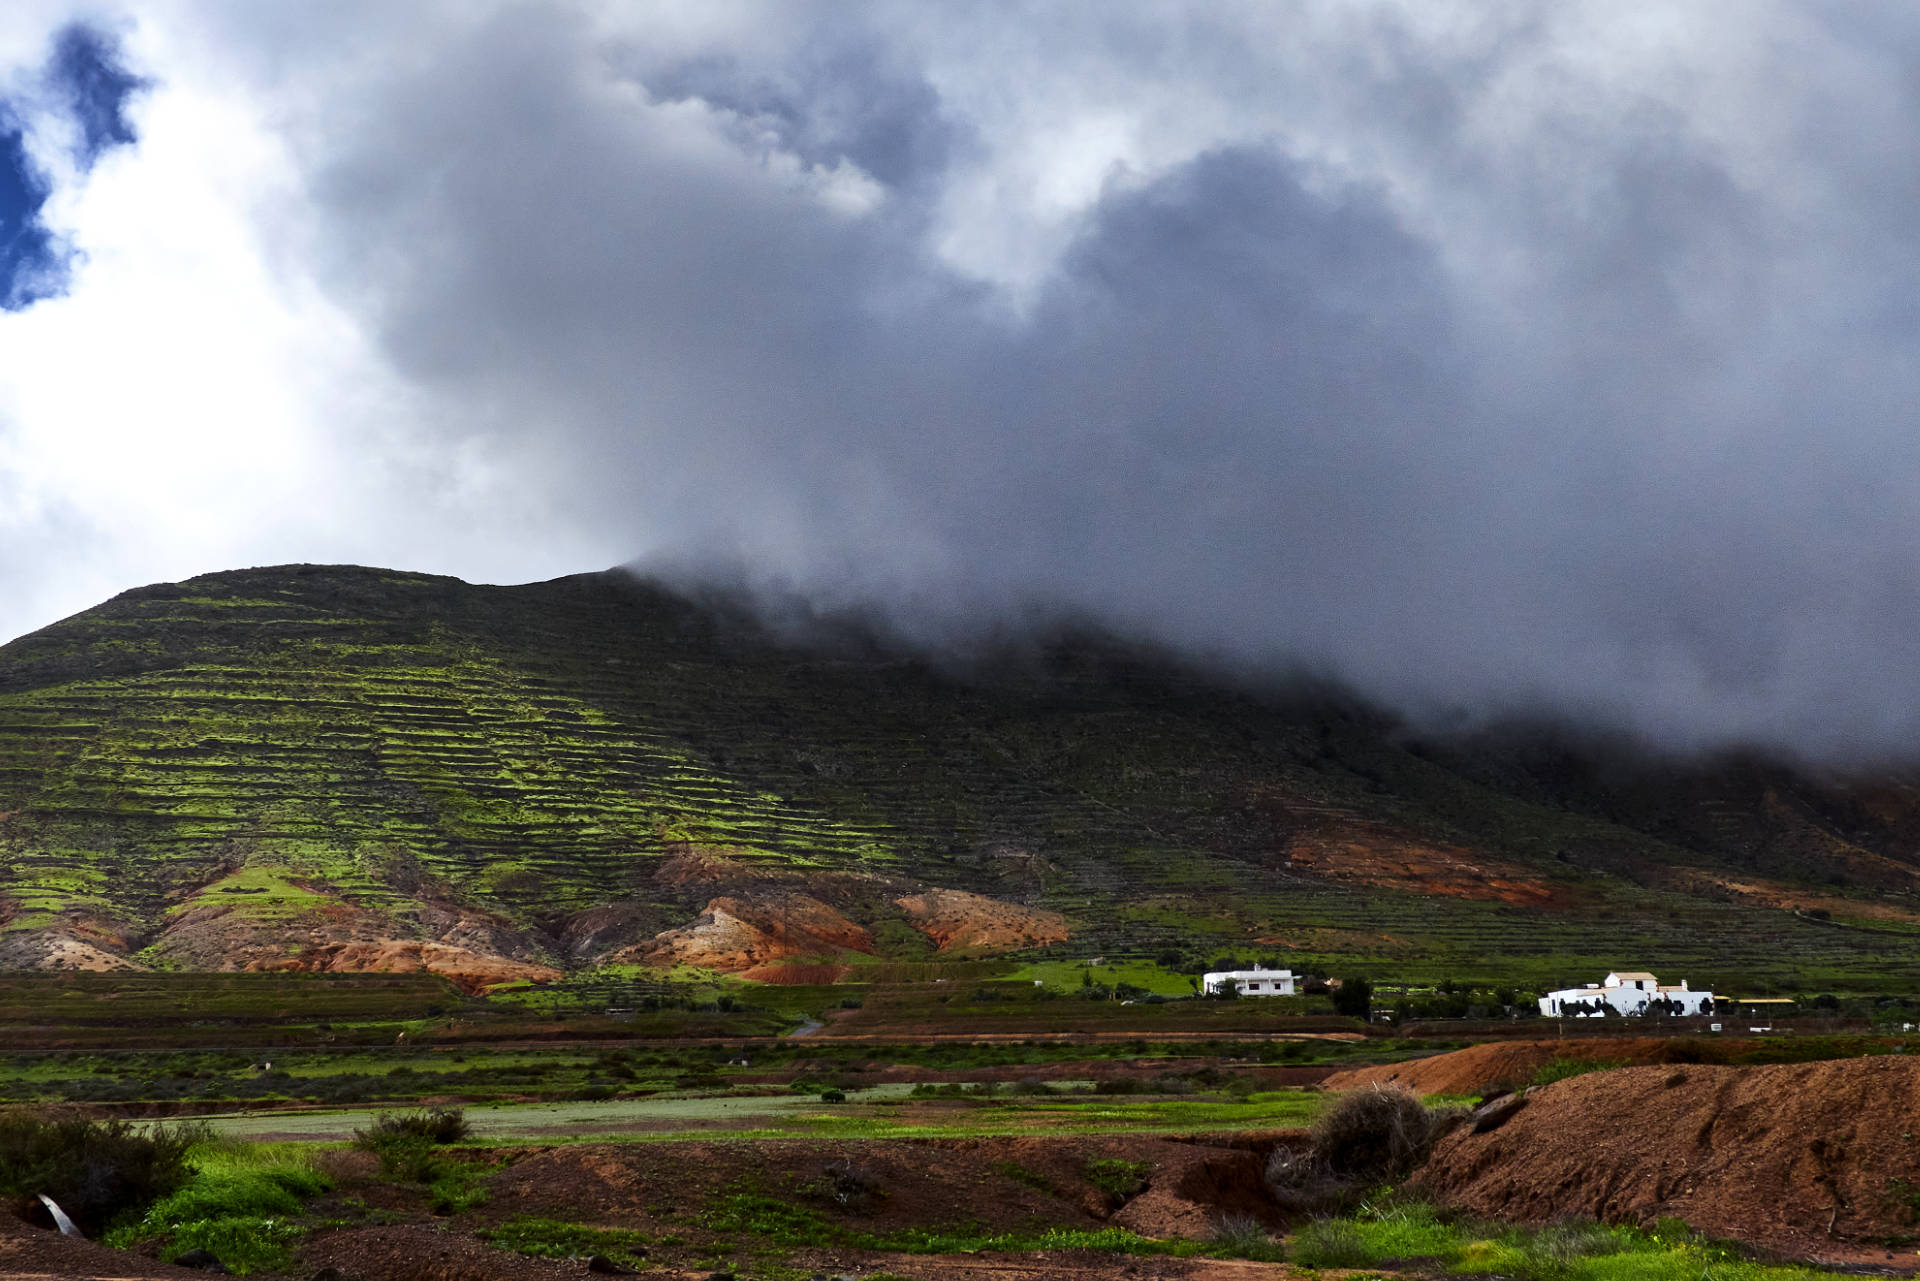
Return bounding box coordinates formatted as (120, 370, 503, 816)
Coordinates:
(3, 2, 1920, 758)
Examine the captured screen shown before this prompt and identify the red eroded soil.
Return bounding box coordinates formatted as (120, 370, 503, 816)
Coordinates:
(0, 922, 144, 972)
(738, 961, 856, 983)
(894, 889, 1071, 952)
(0, 1212, 229, 1279)
(1283, 824, 1563, 908)
(1414, 1056, 1920, 1265)
(148, 896, 562, 992)
(280, 1133, 1306, 1281)
(1230, 787, 1565, 908)
(620, 893, 875, 970)
(473, 1134, 1288, 1236)
(1323, 1038, 1705, 1096)
(1661, 866, 1920, 925)
(248, 939, 561, 993)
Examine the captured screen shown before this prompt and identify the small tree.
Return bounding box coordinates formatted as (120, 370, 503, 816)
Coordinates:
(1331, 975, 1372, 1019)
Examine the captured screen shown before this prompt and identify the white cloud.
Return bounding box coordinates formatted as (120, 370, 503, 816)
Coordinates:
(5, 2, 1920, 758)
(0, 6, 612, 638)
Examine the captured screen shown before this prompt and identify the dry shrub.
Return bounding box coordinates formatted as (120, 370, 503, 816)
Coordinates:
(803, 1158, 885, 1210)
(1313, 1084, 1440, 1180)
(1263, 1144, 1341, 1213)
(1267, 1085, 1450, 1213)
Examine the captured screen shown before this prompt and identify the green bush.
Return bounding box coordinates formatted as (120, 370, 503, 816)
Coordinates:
(159, 1215, 305, 1274)
(1083, 1157, 1149, 1204)
(353, 1108, 470, 1183)
(356, 1131, 437, 1182)
(104, 1138, 330, 1276)
(0, 1111, 198, 1235)
(427, 1161, 491, 1215)
(353, 1107, 469, 1144)
(131, 1168, 314, 1223)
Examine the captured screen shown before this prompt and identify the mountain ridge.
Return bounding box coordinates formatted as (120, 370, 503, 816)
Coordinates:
(0, 563, 1914, 995)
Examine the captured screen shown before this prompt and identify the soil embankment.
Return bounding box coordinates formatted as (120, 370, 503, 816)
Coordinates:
(1414, 1055, 1920, 1261)
(1323, 1037, 1691, 1096)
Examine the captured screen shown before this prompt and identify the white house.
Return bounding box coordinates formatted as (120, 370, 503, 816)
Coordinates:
(1539, 971, 1714, 1017)
(1202, 966, 1295, 997)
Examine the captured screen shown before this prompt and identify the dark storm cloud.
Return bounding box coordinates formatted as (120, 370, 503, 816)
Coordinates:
(262, 3, 1920, 759)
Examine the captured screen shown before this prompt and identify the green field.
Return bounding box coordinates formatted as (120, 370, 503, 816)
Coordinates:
(166, 1086, 1325, 1142)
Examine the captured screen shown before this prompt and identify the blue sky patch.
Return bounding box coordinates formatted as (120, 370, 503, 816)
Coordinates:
(49, 23, 146, 170)
(0, 24, 145, 311)
(0, 117, 66, 310)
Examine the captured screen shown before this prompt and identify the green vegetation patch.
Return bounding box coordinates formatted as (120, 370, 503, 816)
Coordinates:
(104, 1136, 330, 1275)
(1083, 1157, 1150, 1203)
(481, 1216, 652, 1269)
(699, 1191, 1267, 1260)
(1290, 1201, 1848, 1281)
(1530, 1057, 1629, 1088)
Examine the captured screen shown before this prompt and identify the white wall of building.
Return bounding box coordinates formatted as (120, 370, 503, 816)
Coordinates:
(1539, 972, 1714, 1017)
(1202, 966, 1294, 996)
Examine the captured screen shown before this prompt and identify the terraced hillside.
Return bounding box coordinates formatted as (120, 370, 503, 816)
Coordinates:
(0, 563, 1917, 994)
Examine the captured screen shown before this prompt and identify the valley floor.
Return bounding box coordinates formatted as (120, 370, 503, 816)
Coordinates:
(0, 1029, 1913, 1280)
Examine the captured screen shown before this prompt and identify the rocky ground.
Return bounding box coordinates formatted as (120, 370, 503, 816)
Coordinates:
(1414, 1053, 1920, 1267)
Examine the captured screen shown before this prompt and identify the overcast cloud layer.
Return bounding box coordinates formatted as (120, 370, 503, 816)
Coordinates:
(5, 2, 1920, 757)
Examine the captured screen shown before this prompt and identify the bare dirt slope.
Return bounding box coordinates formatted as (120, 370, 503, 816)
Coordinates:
(287, 1134, 1300, 1281)
(894, 888, 1070, 952)
(1414, 1055, 1920, 1261)
(474, 1133, 1286, 1237)
(0, 1213, 239, 1279)
(1323, 1037, 1694, 1096)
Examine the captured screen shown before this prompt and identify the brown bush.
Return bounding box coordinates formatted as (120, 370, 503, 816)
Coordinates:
(1313, 1084, 1442, 1180)
(1267, 1085, 1453, 1213)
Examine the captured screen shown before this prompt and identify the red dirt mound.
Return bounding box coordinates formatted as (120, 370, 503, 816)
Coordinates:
(738, 961, 855, 983)
(1414, 1056, 1920, 1262)
(474, 1133, 1293, 1245)
(0, 1211, 224, 1278)
(1324, 1038, 1688, 1096)
(621, 893, 874, 971)
(303, 1224, 575, 1279)
(894, 888, 1069, 952)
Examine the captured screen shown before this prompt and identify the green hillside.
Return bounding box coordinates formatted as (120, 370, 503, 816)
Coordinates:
(0, 563, 1914, 996)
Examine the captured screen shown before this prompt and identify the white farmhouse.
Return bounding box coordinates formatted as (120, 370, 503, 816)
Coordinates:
(1539, 971, 1714, 1017)
(1202, 965, 1294, 996)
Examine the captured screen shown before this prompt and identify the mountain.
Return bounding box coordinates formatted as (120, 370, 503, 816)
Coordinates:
(0, 563, 1915, 995)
